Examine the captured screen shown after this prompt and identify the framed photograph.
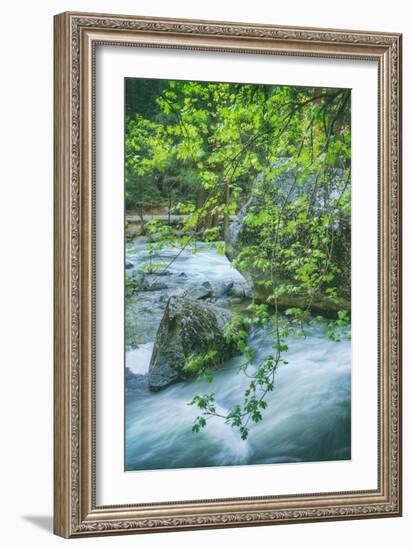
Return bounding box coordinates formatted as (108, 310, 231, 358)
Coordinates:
(53, 11, 402, 538)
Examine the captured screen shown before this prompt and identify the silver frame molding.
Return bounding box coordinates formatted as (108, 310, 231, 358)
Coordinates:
(54, 11, 402, 538)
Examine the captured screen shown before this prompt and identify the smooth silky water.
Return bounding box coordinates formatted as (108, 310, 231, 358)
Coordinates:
(125, 237, 351, 470)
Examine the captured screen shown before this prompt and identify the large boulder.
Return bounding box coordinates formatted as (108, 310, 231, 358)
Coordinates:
(148, 296, 236, 391)
(225, 161, 351, 313)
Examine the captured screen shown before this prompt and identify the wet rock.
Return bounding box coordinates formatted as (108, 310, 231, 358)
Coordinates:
(148, 296, 237, 391)
(183, 281, 214, 301)
(130, 274, 168, 292)
(226, 281, 252, 299)
(146, 281, 168, 291)
(125, 367, 148, 393)
(214, 297, 230, 309)
(211, 280, 231, 298)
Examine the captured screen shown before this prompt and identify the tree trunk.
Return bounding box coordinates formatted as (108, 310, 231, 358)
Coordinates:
(139, 205, 145, 235)
(138, 186, 145, 234)
(168, 187, 172, 224)
(224, 181, 230, 233)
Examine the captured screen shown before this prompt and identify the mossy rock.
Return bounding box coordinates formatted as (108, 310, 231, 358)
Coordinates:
(148, 296, 237, 391)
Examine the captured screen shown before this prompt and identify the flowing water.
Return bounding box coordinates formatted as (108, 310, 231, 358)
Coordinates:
(125, 237, 351, 471)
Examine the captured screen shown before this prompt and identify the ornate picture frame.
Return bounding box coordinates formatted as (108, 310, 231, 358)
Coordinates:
(53, 11, 402, 538)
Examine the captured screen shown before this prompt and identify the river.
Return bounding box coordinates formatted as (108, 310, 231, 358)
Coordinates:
(125, 237, 351, 470)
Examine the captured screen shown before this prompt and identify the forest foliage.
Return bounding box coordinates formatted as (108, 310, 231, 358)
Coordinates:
(125, 77, 351, 439)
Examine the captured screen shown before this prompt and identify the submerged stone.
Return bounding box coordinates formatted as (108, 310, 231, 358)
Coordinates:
(183, 281, 214, 301)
